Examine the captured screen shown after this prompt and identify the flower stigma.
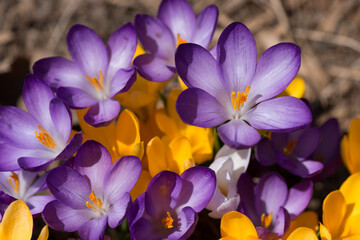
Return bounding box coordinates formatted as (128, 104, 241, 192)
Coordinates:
(86, 190, 103, 211)
(8, 172, 20, 194)
(35, 125, 56, 149)
(231, 85, 251, 111)
(161, 212, 174, 229)
(176, 33, 186, 47)
(283, 139, 298, 156)
(86, 70, 104, 92)
(261, 211, 273, 229)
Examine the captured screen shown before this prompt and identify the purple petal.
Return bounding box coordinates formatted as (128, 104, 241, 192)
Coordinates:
(291, 127, 321, 159)
(283, 181, 313, 219)
(244, 96, 312, 132)
(217, 120, 261, 149)
(56, 87, 98, 109)
(67, 24, 108, 78)
(107, 192, 131, 228)
(49, 98, 72, 142)
(104, 156, 142, 204)
(134, 54, 174, 82)
(46, 166, 91, 209)
(130, 217, 163, 240)
(18, 156, 53, 172)
(0, 144, 27, 171)
(176, 88, 228, 128)
(74, 141, 112, 197)
(107, 23, 137, 80)
(271, 132, 290, 151)
(26, 195, 55, 215)
(192, 5, 218, 47)
(175, 43, 227, 101)
(254, 172, 288, 217)
(42, 200, 91, 232)
(255, 138, 277, 166)
(272, 207, 290, 236)
(249, 43, 301, 103)
(110, 67, 136, 97)
(56, 131, 83, 161)
(32, 56, 86, 90)
(134, 15, 175, 59)
(237, 173, 259, 224)
(78, 215, 108, 240)
(128, 193, 145, 227)
(217, 22, 257, 93)
(25, 172, 49, 197)
(84, 99, 120, 127)
(168, 206, 197, 240)
(158, 0, 196, 41)
(177, 166, 216, 212)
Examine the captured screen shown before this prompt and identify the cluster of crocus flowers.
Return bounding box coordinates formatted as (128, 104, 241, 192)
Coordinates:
(0, 0, 358, 239)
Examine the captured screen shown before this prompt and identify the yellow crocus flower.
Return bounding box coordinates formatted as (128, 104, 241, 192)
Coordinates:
(341, 119, 360, 174)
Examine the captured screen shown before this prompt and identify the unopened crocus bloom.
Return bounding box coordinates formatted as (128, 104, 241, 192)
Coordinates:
(134, 0, 218, 82)
(206, 145, 250, 219)
(237, 172, 313, 236)
(255, 127, 323, 178)
(341, 118, 360, 173)
(320, 172, 360, 239)
(175, 22, 312, 149)
(33, 23, 137, 126)
(0, 170, 54, 216)
(43, 140, 142, 240)
(0, 74, 82, 171)
(129, 167, 216, 240)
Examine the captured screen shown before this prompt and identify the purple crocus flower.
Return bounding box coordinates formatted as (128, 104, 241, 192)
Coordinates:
(43, 140, 142, 240)
(129, 167, 216, 240)
(0, 170, 54, 217)
(0, 74, 82, 171)
(33, 23, 137, 126)
(134, 0, 218, 82)
(175, 22, 312, 149)
(255, 126, 324, 178)
(237, 172, 313, 237)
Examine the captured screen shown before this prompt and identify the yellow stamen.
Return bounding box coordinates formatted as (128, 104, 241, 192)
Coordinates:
(161, 212, 174, 229)
(261, 212, 273, 229)
(8, 172, 20, 194)
(231, 85, 251, 111)
(35, 125, 56, 149)
(283, 139, 298, 156)
(86, 190, 103, 210)
(86, 70, 104, 92)
(176, 33, 186, 47)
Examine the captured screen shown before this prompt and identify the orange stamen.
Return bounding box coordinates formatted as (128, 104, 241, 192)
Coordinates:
(231, 85, 251, 111)
(86, 70, 104, 92)
(8, 172, 20, 194)
(283, 139, 298, 156)
(35, 125, 56, 149)
(86, 190, 103, 210)
(176, 33, 187, 47)
(161, 212, 174, 229)
(261, 211, 273, 229)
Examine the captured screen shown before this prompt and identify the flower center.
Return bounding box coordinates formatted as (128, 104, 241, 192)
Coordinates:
(283, 139, 298, 156)
(86, 70, 104, 92)
(231, 86, 251, 111)
(86, 190, 103, 211)
(261, 211, 273, 229)
(161, 212, 174, 229)
(176, 33, 186, 47)
(8, 172, 19, 194)
(35, 125, 56, 149)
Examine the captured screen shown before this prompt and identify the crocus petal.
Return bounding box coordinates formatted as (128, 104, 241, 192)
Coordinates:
(84, 99, 120, 127)
(283, 181, 313, 220)
(244, 96, 312, 132)
(26, 195, 55, 215)
(78, 215, 108, 240)
(56, 87, 98, 109)
(55, 131, 83, 161)
(32, 56, 86, 90)
(42, 200, 90, 232)
(249, 43, 301, 104)
(287, 227, 318, 240)
(67, 24, 108, 78)
(134, 54, 174, 82)
(49, 98, 72, 142)
(322, 190, 347, 237)
(340, 172, 360, 218)
(291, 127, 321, 159)
(134, 15, 175, 59)
(345, 119, 360, 174)
(177, 166, 216, 212)
(46, 166, 91, 209)
(147, 136, 168, 177)
(237, 173, 258, 223)
(130, 217, 163, 240)
(18, 156, 53, 172)
(0, 144, 28, 171)
(220, 211, 258, 239)
(110, 67, 136, 97)
(272, 207, 290, 236)
(107, 23, 137, 80)
(192, 5, 218, 47)
(218, 120, 261, 149)
(175, 43, 227, 102)
(107, 192, 131, 228)
(217, 22, 257, 93)
(104, 155, 142, 204)
(25, 172, 49, 198)
(176, 88, 228, 128)
(74, 141, 112, 196)
(255, 138, 277, 166)
(0, 200, 32, 240)
(168, 206, 198, 240)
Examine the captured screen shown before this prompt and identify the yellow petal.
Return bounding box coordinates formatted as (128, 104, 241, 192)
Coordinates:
(37, 225, 49, 240)
(320, 222, 332, 240)
(323, 190, 347, 238)
(287, 227, 318, 240)
(220, 211, 258, 240)
(177, 75, 188, 90)
(155, 109, 178, 138)
(168, 137, 194, 174)
(183, 126, 214, 164)
(281, 77, 306, 98)
(134, 44, 146, 59)
(348, 119, 360, 173)
(340, 172, 360, 218)
(0, 200, 33, 240)
(147, 136, 168, 177)
(167, 89, 183, 125)
(130, 170, 152, 200)
(282, 211, 319, 239)
(341, 135, 353, 173)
